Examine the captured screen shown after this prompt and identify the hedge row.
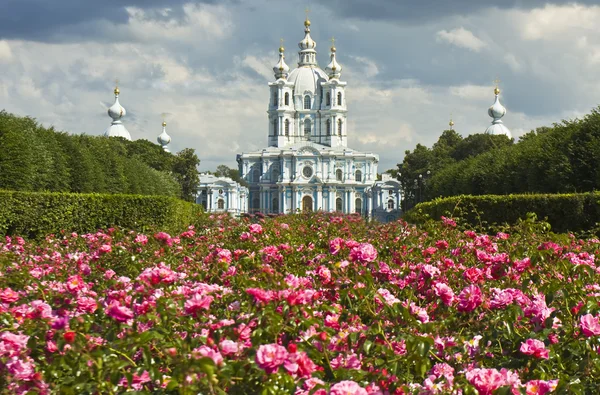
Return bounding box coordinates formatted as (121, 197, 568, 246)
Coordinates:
(0, 190, 204, 238)
(403, 193, 600, 233)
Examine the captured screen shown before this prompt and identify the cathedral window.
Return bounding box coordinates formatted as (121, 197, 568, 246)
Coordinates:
(304, 95, 311, 109)
(284, 92, 289, 106)
(326, 119, 331, 135)
(285, 119, 290, 136)
(355, 170, 362, 182)
(272, 198, 279, 213)
(273, 119, 278, 135)
(217, 199, 225, 210)
(388, 199, 395, 210)
(337, 119, 343, 136)
(304, 119, 311, 137)
(336, 197, 343, 212)
(337, 92, 342, 105)
(253, 169, 260, 183)
(355, 198, 362, 215)
(272, 168, 280, 181)
(274, 92, 278, 106)
(326, 92, 331, 106)
(336, 169, 343, 181)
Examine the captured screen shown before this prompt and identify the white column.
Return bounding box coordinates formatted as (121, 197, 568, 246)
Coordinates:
(317, 187, 322, 211)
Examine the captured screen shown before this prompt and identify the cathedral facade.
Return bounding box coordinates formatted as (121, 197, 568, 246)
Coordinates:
(237, 17, 401, 218)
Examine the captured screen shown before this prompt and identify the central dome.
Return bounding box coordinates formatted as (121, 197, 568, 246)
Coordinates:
(288, 66, 328, 95)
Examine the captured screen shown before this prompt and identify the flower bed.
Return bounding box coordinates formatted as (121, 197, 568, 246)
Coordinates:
(0, 213, 598, 393)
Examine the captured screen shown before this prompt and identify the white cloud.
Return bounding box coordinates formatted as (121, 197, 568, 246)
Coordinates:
(449, 84, 490, 101)
(519, 4, 600, 41)
(350, 56, 379, 78)
(0, 41, 12, 63)
(503, 53, 522, 72)
(240, 54, 274, 81)
(436, 27, 486, 52)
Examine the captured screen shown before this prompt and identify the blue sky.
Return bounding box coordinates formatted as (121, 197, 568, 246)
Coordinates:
(0, 0, 599, 171)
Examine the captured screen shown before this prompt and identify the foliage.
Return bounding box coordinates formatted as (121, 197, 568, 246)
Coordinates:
(403, 192, 600, 234)
(0, 190, 203, 238)
(209, 164, 249, 187)
(397, 108, 600, 204)
(0, 111, 201, 200)
(0, 212, 597, 393)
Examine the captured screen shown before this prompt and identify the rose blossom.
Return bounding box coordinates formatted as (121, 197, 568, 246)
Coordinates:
(349, 243, 378, 263)
(457, 285, 483, 312)
(520, 339, 549, 359)
(329, 380, 368, 395)
(256, 344, 288, 374)
(580, 314, 600, 336)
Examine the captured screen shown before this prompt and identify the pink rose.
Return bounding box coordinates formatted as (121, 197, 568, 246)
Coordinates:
(184, 294, 214, 316)
(256, 344, 288, 374)
(349, 243, 378, 263)
(525, 379, 558, 395)
(465, 368, 507, 395)
(433, 283, 455, 306)
(457, 285, 483, 312)
(580, 314, 600, 336)
(105, 302, 134, 323)
(219, 340, 239, 355)
(330, 380, 368, 395)
(520, 339, 549, 359)
(249, 224, 263, 234)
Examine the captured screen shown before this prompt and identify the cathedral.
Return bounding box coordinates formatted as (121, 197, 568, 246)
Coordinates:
(236, 17, 402, 218)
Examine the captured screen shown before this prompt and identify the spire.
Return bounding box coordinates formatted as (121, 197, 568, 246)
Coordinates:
(325, 37, 342, 79)
(449, 115, 455, 130)
(103, 81, 131, 141)
(157, 120, 172, 153)
(273, 39, 290, 79)
(298, 10, 317, 66)
(484, 79, 512, 138)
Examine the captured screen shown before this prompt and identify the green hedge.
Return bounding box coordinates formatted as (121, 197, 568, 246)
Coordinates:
(0, 190, 203, 238)
(403, 193, 600, 233)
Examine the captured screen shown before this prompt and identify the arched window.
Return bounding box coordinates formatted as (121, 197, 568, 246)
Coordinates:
(326, 92, 331, 106)
(326, 119, 331, 135)
(355, 170, 362, 182)
(284, 92, 289, 106)
(304, 119, 311, 137)
(304, 95, 311, 109)
(284, 119, 290, 136)
(272, 198, 279, 213)
(388, 199, 395, 210)
(337, 92, 342, 105)
(337, 119, 343, 136)
(336, 169, 343, 181)
(253, 169, 260, 183)
(273, 119, 278, 135)
(217, 199, 225, 210)
(336, 197, 343, 212)
(355, 198, 362, 215)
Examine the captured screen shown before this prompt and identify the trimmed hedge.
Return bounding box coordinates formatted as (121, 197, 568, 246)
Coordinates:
(403, 193, 600, 233)
(0, 190, 203, 238)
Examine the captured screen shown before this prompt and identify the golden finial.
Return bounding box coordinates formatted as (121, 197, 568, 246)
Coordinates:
(279, 38, 285, 53)
(494, 77, 500, 95)
(304, 7, 311, 27)
(114, 78, 120, 96)
(330, 36, 336, 52)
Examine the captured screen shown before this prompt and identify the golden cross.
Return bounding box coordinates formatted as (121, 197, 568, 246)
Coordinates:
(305, 7, 310, 21)
(331, 36, 336, 47)
(115, 78, 119, 88)
(494, 76, 500, 88)
(280, 38, 284, 46)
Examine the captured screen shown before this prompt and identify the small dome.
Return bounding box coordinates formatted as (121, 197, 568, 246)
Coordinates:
(273, 46, 290, 79)
(157, 121, 171, 152)
(104, 85, 131, 140)
(325, 44, 342, 79)
(298, 21, 316, 50)
(488, 95, 506, 119)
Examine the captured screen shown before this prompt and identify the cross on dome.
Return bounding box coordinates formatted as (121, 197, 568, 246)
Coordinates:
(157, 119, 171, 152)
(298, 11, 317, 65)
(325, 36, 342, 79)
(273, 38, 290, 79)
(485, 79, 511, 139)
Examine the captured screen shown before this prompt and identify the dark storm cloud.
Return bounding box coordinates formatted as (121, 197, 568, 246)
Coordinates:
(320, 0, 600, 23)
(0, 0, 230, 41)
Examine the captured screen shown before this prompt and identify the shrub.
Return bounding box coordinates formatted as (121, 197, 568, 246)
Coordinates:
(403, 192, 600, 233)
(0, 190, 203, 238)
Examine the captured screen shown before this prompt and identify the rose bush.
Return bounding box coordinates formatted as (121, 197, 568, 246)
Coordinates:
(0, 212, 598, 393)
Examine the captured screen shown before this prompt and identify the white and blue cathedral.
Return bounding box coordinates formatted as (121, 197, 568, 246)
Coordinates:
(236, 17, 403, 220)
(101, 17, 512, 222)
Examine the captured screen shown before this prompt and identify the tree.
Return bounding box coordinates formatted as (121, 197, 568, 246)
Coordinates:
(173, 148, 201, 202)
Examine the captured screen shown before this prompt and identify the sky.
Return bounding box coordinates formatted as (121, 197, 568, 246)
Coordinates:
(1, 0, 600, 172)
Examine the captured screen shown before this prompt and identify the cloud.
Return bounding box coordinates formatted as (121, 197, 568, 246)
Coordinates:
(436, 27, 486, 52)
(349, 56, 379, 78)
(449, 85, 491, 101)
(0, 41, 12, 62)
